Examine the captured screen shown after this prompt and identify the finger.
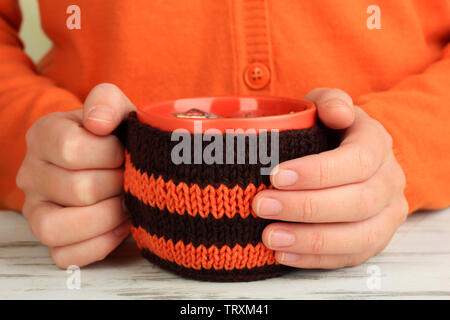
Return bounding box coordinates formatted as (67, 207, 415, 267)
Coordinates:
(274, 221, 400, 269)
(33, 159, 123, 206)
(82, 83, 136, 136)
(254, 156, 397, 222)
(26, 196, 130, 247)
(261, 197, 407, 255)
(50, 219, 131, 269)
(30, 112, 124, 170)
(273, 251, 372, 269)
(270, 107, 389, 190)
(20, 193, 42, 220)
(304, 88, 355, 129)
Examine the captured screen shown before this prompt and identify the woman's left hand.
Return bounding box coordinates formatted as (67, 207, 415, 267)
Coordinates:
(252, 88, 409, 269)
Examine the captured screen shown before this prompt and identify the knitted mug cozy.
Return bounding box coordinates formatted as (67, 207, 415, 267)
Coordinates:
(115, 100, 338, 282)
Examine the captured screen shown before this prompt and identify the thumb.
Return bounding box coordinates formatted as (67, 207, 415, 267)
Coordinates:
(304, 88, 355, 130)
(82, 83, 136, 136)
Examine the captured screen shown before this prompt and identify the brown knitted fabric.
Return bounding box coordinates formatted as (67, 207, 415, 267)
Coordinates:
(117, 112, 338, 282)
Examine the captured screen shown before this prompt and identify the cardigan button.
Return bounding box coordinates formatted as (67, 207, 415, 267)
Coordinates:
(244, 62, 270, 90)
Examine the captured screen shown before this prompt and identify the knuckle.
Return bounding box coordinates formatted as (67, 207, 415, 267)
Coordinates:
(16, 165, 28, 190)
(398, 198, 409, 224)
(397, 167, 407, 191)
(59, 128, 81, 167)
(372, 119, 393, 149)
(31, 214, 59, 246)
(309, 230, 326, 254)
(317, 157, 333, 187)
(401, 197, 409, 215)
(355, 146, 375, 179)
(300, 195, 317, 222)
(358, 187, 373, 218)
(21, 200, 33, 219)
(369, 117, 383, 130)
(26, 112, 61, 152)
(35, 112, 60, 131)
(390, 162, 407, 194)
(24, 126, 36, 147)
(383, 130, 393, 150)
(72, 175, 96, 206)
(364, 226, 379, 250)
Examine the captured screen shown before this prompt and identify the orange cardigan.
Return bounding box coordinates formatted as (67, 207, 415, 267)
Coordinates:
(0, 0, 449, 213)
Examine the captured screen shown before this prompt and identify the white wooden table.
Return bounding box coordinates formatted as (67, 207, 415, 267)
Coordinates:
(0, 208, 449, 300)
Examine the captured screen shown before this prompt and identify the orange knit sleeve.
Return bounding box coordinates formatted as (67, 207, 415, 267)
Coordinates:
(0, 1, 82, 211)
(356, 42, 450, 214)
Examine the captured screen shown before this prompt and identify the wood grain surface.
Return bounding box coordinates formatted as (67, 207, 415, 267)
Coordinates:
(0, 208, 449, 299)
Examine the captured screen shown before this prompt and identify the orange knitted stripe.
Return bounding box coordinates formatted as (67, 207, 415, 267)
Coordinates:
(131, 226, 278, 270)
(124, 152, 271, 218)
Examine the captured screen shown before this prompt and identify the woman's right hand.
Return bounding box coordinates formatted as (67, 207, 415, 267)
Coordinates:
(16, 83, 136, 269)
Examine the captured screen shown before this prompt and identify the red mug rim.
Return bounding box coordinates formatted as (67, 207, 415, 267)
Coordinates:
(137, 96, 316, 133)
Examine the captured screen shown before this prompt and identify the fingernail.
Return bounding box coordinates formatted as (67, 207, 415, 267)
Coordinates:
(86, 106, 114, 123)
(113, 220, 131, 237)
(269, 229, 295, 248)
(255, 197, 282, 217)
(272, 167, 298, 187)
(278, 252, 300, 263)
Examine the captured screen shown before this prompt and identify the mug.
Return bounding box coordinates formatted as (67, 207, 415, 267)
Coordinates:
(116, 96, 337, 281)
